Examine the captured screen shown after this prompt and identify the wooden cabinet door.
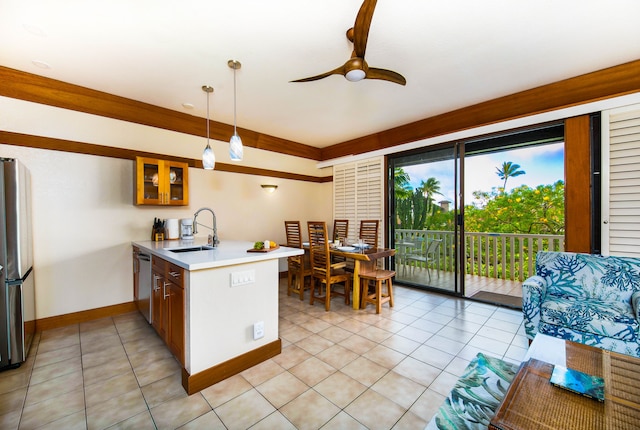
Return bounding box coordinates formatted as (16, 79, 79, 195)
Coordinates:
(135, 157, 189, 206)
(164, 160, 189, 206)
(167, 281, 184, 364)
(150, 256, 185, 365)
(166, 262, 184, 364)
(151, 271, 166, 339)
(135, 157, 163, 205)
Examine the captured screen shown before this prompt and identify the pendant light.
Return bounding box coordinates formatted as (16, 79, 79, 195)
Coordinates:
(228, 59, 243, 161)
(201, 85, 215, 170)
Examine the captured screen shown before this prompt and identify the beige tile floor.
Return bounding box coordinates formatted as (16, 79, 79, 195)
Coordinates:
(0, 279, 528, 429)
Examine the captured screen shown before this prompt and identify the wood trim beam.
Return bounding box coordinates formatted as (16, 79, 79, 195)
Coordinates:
(181, 339, 281, 395)
(321, 59, 640, 160)
(35, 302, 137, 332)
(0, 66, 322, 161)
(564, 115, 592, 253)
(0, 131, 332, 183)
(4, 59, 640, 164)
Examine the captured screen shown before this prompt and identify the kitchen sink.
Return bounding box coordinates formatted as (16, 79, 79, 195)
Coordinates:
(166, 246, 214, 253)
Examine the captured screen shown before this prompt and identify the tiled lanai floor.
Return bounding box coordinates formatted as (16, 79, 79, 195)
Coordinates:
(0, 279, 528, 429)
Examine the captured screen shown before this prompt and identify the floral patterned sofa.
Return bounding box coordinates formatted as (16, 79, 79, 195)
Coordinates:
(523, 251, 640, 358)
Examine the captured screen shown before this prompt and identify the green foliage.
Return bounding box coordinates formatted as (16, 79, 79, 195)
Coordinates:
(393, 164, 564, 281)
(465, 181, 565, 234)
(394, 168, 412, 199)
(396, 189, 430, 229)
(394, 170, 446, 230)
(394, 169, 564, 236)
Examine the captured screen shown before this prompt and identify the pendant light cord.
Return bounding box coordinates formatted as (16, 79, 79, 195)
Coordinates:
(206, 90, 211, 142)
(233, 65, 238, 135)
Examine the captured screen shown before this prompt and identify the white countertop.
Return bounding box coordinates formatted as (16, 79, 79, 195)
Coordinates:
(132, 239, 303, 271)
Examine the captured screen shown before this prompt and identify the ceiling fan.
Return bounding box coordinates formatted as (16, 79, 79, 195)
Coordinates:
(291, 0, 406, 86)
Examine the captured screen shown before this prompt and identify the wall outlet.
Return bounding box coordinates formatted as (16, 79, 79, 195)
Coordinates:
(253, 321, 264, 340)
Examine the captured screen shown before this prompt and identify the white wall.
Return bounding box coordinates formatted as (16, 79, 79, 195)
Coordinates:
(0, 98, 333, 319)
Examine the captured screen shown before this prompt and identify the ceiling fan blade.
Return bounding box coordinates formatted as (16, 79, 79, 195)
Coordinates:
(352, 0, 377, 59)
(366, 67, 407, 86)
(290, 65, 345, 83)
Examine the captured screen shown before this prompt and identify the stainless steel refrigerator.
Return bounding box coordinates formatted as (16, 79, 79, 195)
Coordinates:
(0, 158, 35, 369)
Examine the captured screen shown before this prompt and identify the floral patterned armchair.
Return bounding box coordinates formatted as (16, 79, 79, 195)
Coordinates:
(523, 251, 640, 358)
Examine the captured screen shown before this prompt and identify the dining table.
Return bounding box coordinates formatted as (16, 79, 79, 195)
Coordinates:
(329, 245, 396, 310)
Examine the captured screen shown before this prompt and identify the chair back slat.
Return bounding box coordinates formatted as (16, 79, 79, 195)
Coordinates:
(333, 219, 349, 242)
(308, 221, 330, 273)
(426, 239, 442, 256)
(359, 220, 379, 248)
(284, 221, 303, 248)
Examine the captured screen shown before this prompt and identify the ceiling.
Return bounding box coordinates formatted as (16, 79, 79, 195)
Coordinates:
(2, 0, 640, 150)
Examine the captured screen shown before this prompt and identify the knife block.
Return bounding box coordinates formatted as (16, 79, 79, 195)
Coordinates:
(151, 227, 164, 241)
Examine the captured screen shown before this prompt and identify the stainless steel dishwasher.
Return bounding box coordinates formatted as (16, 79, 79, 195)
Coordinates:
(137, 252, 152, 323)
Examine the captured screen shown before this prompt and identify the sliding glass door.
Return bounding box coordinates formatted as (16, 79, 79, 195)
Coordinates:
(389, 123, 565, 303)
(390, 145, 462, 295)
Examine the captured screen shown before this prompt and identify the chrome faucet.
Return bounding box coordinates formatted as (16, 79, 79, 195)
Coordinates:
(193, 207, 219, 247)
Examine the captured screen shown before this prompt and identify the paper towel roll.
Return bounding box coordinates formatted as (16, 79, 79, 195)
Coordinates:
(165, 219, 180, 239)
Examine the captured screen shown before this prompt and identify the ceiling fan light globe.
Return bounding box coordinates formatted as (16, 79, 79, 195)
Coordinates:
(345, 69, 366, 82)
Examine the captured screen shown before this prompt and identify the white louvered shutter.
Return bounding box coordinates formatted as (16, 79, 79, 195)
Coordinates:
(334, 162, 357, 239)
(334, 156, 384, 245)
(602, 105, 640, 257)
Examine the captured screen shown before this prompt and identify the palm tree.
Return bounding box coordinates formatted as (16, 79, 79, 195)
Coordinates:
(496, 161, 525, 190)
(419, 177, 443, 204)
(416, 177, 443, 228)
(394, 168, 413, 228)
(394, 168, 412, 199)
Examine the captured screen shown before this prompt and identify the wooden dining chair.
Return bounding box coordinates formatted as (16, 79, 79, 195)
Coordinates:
(307, 221, 352, 311)
(284, 221, 312, 300)
(359, 220, 379, 248)
(332, 219, 349, 268)
(332, 219, 349, 242)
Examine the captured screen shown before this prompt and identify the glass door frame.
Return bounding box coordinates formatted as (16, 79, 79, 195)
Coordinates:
(388, 122, 565, 299)
(388, 143, 465, 296)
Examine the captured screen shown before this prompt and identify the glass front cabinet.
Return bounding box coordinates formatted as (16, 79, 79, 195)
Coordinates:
(135, 157, 189, 206)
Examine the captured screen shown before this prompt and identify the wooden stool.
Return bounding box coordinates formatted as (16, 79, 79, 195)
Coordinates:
(359, 269, 395, 313)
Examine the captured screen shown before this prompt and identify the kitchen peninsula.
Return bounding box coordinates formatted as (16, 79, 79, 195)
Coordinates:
(132, 239, 304, 394)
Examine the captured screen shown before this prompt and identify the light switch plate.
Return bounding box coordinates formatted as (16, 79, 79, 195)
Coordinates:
(230, 269, 255, 287)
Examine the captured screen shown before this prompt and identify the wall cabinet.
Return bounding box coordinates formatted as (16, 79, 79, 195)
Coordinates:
(135, 156, 189, 206)
(151, 256, 185, 365)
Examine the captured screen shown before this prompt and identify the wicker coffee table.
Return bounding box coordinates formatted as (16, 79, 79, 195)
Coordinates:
(490, 335, 640, 430)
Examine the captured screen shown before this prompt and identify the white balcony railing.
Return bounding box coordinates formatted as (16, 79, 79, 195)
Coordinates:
(395, 229, 564, 282)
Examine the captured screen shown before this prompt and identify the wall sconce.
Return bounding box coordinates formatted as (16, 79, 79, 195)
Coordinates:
(261, 184, 278, 193)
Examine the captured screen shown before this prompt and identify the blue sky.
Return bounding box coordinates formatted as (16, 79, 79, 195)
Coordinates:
(402, 142, 564, 206)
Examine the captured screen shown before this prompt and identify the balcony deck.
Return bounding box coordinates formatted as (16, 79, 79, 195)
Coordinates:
(394, 265, 523, 299)
(392, 228, 562, 306)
